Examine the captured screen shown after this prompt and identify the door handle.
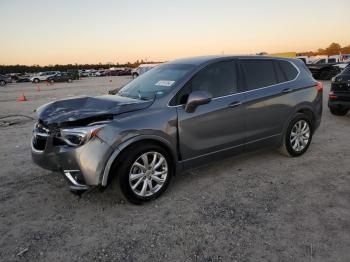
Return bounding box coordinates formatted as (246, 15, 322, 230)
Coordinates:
(228, 101, 242, 108)
(282, 88, 292, 93)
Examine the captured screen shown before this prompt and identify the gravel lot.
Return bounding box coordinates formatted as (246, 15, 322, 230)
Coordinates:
(0, 77, 349, 262)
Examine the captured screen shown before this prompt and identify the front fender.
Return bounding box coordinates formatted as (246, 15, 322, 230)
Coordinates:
(100, 134, 180, 186)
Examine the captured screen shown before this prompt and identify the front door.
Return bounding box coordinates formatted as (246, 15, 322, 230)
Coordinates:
(175, 60, 246, 167)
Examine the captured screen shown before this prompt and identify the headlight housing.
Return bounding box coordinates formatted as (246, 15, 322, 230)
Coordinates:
(58, 125, 105, 147)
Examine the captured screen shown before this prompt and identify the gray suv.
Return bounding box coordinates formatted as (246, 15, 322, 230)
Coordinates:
(31, 56, 322, 203)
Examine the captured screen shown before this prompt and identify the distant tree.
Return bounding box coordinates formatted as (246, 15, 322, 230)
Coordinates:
(317, 48, 326, 55)
(324, 43, 341, 56)
(341, 45, 350, 54)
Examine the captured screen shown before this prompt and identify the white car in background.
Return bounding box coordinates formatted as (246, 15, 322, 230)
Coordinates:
(30, 71, 60, 83)
(131, 64, 160, 78)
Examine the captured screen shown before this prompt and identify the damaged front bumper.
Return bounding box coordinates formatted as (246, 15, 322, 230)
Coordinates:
(31, 123, 114, 191)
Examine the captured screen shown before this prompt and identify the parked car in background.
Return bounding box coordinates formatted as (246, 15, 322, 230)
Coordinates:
(0, 74, 12, 86)
(47, 72, 73, 83)
(89, 70, 98, 77)
(30, 71, 60, 83)
(309, 58, 335, 65)
(78, 70, 90, 77)
(106, 67, 131, 76)
(296, 56, 309, 64)
(67, 69, 80, 80)
(117, 68, 132, 76)
(307, 61, 341, 80)
(131, 64, 160, 78)
(95, 70, 106, 77)
(32, 56, 322, 203)
(328, 65, 350, 116)
(14, 73, 31, 83)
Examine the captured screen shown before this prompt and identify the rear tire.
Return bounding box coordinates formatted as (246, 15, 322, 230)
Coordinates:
(33, 78, 40, 83)
(279, 113, 313, 157)
(329, 106, 349, 116)
(114, 143, 173, 204)
(0, 80, 5, 86)
(67, 78, 73, 83)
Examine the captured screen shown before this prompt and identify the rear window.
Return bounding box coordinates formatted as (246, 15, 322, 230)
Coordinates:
(241, 59, 277, 90)
(277, 60, 298, 81)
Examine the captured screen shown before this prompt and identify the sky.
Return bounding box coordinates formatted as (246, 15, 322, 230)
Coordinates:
(0, 0, 349, 65)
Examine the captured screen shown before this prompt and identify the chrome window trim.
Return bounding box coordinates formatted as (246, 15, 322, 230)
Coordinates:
(167, 59, 301, 108)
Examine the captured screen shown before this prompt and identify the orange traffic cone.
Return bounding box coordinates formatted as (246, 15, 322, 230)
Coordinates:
(17, 93, 28, 102)
(36, 85, 41, 92)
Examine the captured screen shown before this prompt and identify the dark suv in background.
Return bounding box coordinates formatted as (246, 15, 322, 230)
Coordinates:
(31, 56, 322, 203)
(328, 66, 350, 115)
(47, 72, 74, 83)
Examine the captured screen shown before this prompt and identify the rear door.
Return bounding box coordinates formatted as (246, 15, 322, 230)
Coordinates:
(55, 73, 62, 81)
(175, 60, 246, 167)
(239, 59, 298, 147)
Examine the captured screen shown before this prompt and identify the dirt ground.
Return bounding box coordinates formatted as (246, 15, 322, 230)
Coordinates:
(0, 77, 349, 262)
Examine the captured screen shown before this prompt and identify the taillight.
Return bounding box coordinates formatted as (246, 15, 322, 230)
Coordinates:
(329, 94, 337, 100)
(315, 82, 323, 92)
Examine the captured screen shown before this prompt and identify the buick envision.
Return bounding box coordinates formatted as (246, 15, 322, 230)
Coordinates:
(31, 56, 322, 203)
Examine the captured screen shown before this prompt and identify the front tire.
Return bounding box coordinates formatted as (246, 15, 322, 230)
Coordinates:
(33, 78, 40, 83)
(0, 80, 5, 86)
(115, 143, 173, 204)
(329, 106, 349, 116)
(280, 114, 313, 157)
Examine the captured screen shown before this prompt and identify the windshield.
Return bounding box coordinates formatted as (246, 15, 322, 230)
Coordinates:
(118, 63, 195, 100)
(343, 66, 350, 74)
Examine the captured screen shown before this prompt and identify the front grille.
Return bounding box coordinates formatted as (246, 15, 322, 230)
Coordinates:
(32, 122, 50, 151)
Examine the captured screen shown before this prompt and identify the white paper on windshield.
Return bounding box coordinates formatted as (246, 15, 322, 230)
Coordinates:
(155, 80, 175, 87)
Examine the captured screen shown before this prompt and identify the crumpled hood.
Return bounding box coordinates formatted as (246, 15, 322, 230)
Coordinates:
(36, 95, 152, 127)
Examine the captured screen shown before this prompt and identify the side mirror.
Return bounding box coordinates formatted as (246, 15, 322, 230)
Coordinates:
(185, 90, 212, 113)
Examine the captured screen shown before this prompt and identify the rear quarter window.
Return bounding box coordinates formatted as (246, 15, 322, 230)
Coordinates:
(277, 60, 299, 81)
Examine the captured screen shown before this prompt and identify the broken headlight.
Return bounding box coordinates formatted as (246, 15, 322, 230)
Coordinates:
(58, 125, 104, 147)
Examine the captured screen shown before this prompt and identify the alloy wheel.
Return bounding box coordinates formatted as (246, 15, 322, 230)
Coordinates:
(290, 120, 310, 152)
(129, 151, 168, 197)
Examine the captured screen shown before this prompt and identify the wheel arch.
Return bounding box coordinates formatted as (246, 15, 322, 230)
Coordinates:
(296, 107, 316, 131)
(101, 135, 179, 186)
(279, 103, 317, 146)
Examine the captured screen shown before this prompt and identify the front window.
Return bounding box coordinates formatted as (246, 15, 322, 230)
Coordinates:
(118, 64, 194, 100)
